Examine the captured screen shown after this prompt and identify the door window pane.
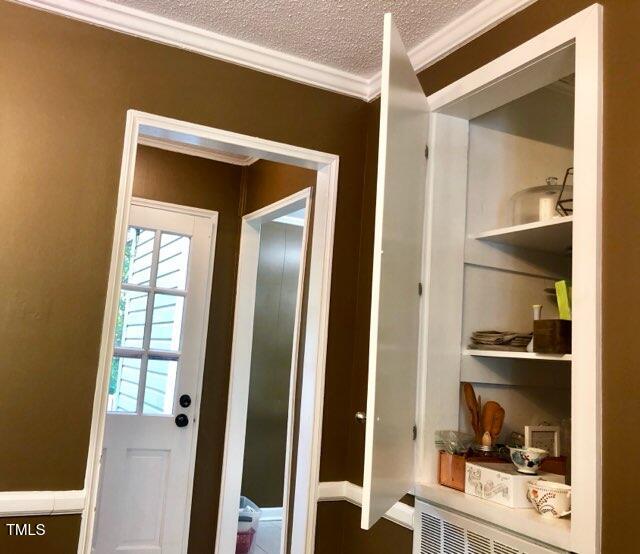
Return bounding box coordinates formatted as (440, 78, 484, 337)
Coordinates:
(108, 357, 141, 413)
(142, 359, 178, 415)
(122, 227, 156, 286)
(150, 294, 184, 351)
(156, 233, 190, 290)
(115, 290, 148, 349)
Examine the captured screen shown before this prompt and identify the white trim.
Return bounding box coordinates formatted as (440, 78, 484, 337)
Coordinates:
(13, 0, 536, 101)
(216, 189, 311, 554)
(0, 491, 85, 517)
(130, 196, 220, 219)
(137, 135, 259, 166)
(79, 110, 338, 554)
(243, 188, 311, 221)
(317, 481, 414, 530)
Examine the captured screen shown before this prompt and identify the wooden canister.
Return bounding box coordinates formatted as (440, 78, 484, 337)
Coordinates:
(533, 319, 571, 354)
(438, 451, 467, 491)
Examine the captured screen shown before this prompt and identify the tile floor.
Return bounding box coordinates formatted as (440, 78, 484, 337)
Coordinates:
(253, 519, 282, 554)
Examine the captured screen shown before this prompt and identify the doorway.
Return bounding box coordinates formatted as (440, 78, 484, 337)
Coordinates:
(80, 111, 339, 554)
(217, 190, 310, 554)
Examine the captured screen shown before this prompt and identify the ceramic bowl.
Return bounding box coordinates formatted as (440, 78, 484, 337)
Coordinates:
(527, 480, 571, 518)
(508, 446, 548, 474)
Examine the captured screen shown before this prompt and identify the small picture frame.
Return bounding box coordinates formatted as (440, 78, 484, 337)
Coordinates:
(525, 425, 560, 457)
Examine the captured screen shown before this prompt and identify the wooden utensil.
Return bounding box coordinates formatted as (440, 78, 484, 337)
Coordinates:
(481, 400, 505, 446)
(463, 383, 482, 443)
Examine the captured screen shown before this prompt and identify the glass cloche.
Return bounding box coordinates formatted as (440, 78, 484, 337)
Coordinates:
(510, 173, 573, 226)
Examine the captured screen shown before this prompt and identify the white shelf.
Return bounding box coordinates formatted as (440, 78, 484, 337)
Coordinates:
(414, 483, 571, 552)
(463, 349, 571, 361)
(474, 216, 573, 254)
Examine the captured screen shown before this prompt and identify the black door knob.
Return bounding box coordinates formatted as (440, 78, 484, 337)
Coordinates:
(179, 394, 192, 408)
(175, 414, 189, 428)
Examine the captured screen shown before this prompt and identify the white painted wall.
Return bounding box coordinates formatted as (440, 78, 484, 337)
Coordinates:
(466, 84, 575, 234)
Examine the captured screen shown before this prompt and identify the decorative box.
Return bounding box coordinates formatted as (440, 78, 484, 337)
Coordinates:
(465, 461, 565, 508)
(439, 451, 506, 492)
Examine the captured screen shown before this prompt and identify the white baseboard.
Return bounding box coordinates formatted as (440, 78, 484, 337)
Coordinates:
(260, 506, 283, 522)
(317, 481, 414, 530)
(0, 490, 85, 517)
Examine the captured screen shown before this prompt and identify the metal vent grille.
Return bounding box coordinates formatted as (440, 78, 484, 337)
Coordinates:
(443, 522, 465, 553)
(415, 501, 564, 554)
(494, 544, 520, 554)
(468, 530, 492, 554)
(420, 513, 442, 554)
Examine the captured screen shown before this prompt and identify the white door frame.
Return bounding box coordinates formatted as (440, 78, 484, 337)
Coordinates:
(216, 189, 311, 554)
(79, 110, 339, 554)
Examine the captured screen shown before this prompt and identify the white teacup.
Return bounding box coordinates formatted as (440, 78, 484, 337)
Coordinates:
(527, 479, 571, 518)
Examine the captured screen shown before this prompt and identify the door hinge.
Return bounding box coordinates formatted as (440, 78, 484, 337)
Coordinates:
(425, 145, 429, 160)
(418, 282, 423, 296)
(412, 425, 417, 441)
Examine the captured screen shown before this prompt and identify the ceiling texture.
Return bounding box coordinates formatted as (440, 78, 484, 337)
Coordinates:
(108, 0, 484, 78)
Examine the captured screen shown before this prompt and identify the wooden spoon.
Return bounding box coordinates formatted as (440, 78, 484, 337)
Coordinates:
(481, 401, 505, 446)
(463, 383, 482, 443)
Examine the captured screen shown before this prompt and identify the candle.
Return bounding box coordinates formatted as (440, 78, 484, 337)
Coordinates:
(539, 196, 556, 221)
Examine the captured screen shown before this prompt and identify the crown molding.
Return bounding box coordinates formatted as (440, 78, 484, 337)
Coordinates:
(364, 0, 538, 100)
(12, 0, 369, 99)
(13, 0, 538, 102)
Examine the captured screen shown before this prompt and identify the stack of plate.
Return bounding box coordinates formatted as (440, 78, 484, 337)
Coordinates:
(468, 330, 532, 351)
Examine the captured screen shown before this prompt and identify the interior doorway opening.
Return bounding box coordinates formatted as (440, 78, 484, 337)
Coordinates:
(81, 111, 339, 554)
(217, 190, 310, 554)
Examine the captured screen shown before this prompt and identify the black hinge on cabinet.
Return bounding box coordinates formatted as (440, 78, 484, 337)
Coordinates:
(412, 425, 417, 441)
(418, 282, 423, 296)
(425, 145, 429, 160)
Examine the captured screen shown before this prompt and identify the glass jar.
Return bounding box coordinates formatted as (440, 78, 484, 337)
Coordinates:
(510, 177, 573, 226)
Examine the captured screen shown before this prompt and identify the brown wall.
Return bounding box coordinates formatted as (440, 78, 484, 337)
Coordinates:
(0, 0, 367, 550)
(3, 0, 636, 551)
(315, 502, 413, 554)
(243, 159, 317, 215)
(0, 0, 366, 485)
(341, 1, 640, 553)
(0, 515, 81, 554)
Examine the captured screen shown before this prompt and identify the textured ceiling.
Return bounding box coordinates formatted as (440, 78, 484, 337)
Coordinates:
(110, 0, 484, 77)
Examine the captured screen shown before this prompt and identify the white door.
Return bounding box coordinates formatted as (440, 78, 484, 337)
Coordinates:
(361, 13, 430, 529)
(93, 199, 218, 554)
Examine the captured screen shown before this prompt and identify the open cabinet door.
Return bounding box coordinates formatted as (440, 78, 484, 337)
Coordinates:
(361, 13, 429, 530)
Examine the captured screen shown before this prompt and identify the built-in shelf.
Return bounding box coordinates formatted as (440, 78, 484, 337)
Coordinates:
(414, 483, 571, 552)
(463, 349, 572, 361)
(474, 216, 573, 254)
